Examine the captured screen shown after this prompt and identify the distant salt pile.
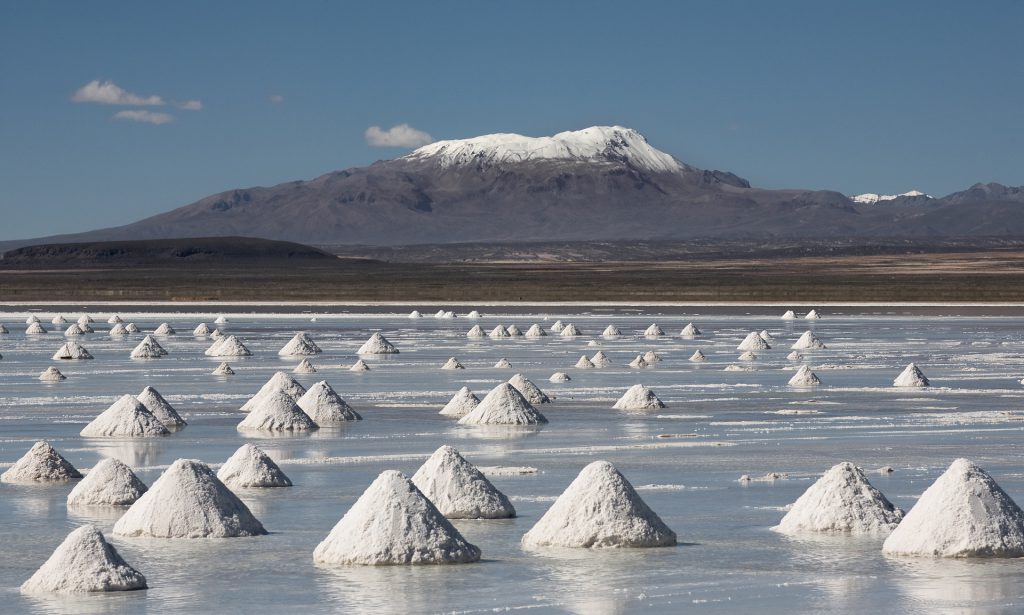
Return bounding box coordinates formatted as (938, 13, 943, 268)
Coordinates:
(433, 309, 446, 318)
(81, 395, 170, 438)
(560, 323, 581, 337)
(642, 350, 662, 363)
(238, 389, 319, 432)
(737, 331, 770, 351)
(278, 332, 321, 356)
(64, 323, 85, 336)
(350, 359, 370, 372)
(107, 314, 123, 324)
(217, 444, 292, 488)
(549, 372, 571, 383)
(643, 323, 664, 337)
(467, 310, 481, 318)
(52, 315, 68, 325)
(293, 359, 317, 374)
(130, 335, 168, 359)
(492, 358, 512, 369)
(26, 314, 41, 324)
(489, 325, 510, 339)
(550, 320, 565, 333)
(313, 470, 481, 565)
(214, 315, 228, 324)
(0, 324, 8, 333)
(1, 441, 82, 483)
(240, 372, 307, 413)
(525, 324, 547, 337)
(679, 322, 702, 337)
(781, 310, 797, 320)
(575, 354, 595, 368)
(412, 446, 516, 519)
(191, 323, 212, 336)
(788, 365, 822, 387)
(466, 325, 486, 338)
(723, 364, 746, 371)
(774, 462, 903, 535)
(591, 350, 611, 367)
(205, 335, 252, 357)
(458, 383, 548, 425)
(443, 310, 456, 319)
(357, 332, 399, 354)
(738, 351, 757, 361)
(114, 459, 266, 538)
(689, 349, 707, 362)
(894, 363, 929, 387)
(109, 323, 128, 336)
(507, 324, 524, 336)
(77, 315, 94, 326)
(212, 362, 235, 376)
(124, 323, 139, 333)
(759, 330, 775, 342)
(787, 350, 804, 361)
(20, 526, 147, 594)
(137, 386, 186, 428)
(297, 380, 361, 424)
(67, 458, 148, 507)
(80, 322, 95, 333)
(613, 384, 665, 410)
(883, 459, 1024, 557)
(521, 461, 676, 548)
(602, 324, 621, 337)
(153, 323, 176, 336)
(26, 322, 48, 334)
(209, 328, 222, 338)
(792, 330, 826, 350)
(39, 366, 66, 381)
(805, 309, 821, 320)
(442, 357, 465, 370)
(53, 341, 93, 360)
(508, 373, 550, 404)
(628, 354, 649, 368)
(409, 310, 422, 318)
(440, 387, 480, 418)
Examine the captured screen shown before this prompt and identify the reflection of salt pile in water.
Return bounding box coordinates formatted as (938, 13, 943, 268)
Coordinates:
(738, 351, 757, 361)
(493, 358, 512, 368)
(643, 323, 664, 337)
(774, 462, 903, 535)
(894, 363, 929, 387)
(787, 350, 804, 361)
(628, 354, 649, 368)
(522, 460, 676, 548)
(507, 324, 523, 336)
(643, 350, 662, 363)
(313, 470, 481, 565)
(549, 372, 571, 383)
(205, 335, 252, 357)
(20, 526, 147, 594)
(350, 359, 370, 372)
(508, 373, 550, 404)
(297, 380, 361, 423)
(53, 342, 93, 360)
(409, 310, 422, 318)
(357, 332, 399, 354)
(602, 324, 621, 337)
(64, 323, 85, 336)
(1, 441, 82, 483)
(39, 366, 66, 381)
(237, 389, 318, 432)
(883, 459, 1024, 557)
(613, 384, 665, 410)
(439, 387, 479, 418)
(130, 335, 168, 359)
(67, 458, 148, 507)
(458, 383, 548, 425)
(805, 309, 821, 320)
(109, 323, 129, 336)
(279, 332, 321, 356)
(217, 444, 292, 488)
(788, 365, 822, 386)
(412, 446, 515, 519)
(781, 310, 797, 320)
(680, 322, 702, 337)
(442, 357, 465, 370)
(114, 459, 266, 538)
(52, 315, 68, 325)
(689, 349, 707, 362)
(293, 359, 317, 374)
(591, 351, 611, 367)
(153, 323, 176, 336)
(560, 323, 581, 337)
(466, 325, 485, 338)
(489, 325, 510, 338)
(550, 320, 565, 332)
(212, 362, 235, 376)
(193, 323, 212, 336)
(525, 324, 547, 337)
(26, 322, 48, 334)
(792, 330, 826, 350)
(81, 395, 170, 438)
(738, 331, 770, 351)
(137, 386, 186, 428)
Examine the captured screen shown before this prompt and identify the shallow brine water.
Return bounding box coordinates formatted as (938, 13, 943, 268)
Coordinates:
(2, 306, 1024, 614)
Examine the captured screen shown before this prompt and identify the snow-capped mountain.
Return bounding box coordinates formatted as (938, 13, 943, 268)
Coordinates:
(850, 190, 932, 204)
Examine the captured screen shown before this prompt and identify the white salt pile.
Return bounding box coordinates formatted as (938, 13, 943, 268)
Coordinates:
(39, 366, 66, 381)
(214, 315, 228, 324)
(680, 322, 702, 337)
(433, 309, 446, 318)
(643, 350, 662, 363)
(0, 324, 8, 333)
(81, 395, 170, 438)
(550, 319, 565, 332)
(192, 323, 212, 336)
(1, 441, 82, 483)
(153, 323, 176, 336)
(738, 331, 770, 351)
(467, 310, 481, 318)
(883, 458, 1024, 557)
(357, 332, 399, 354)
(26, 322, 48, 334)
(412, 446, 516, 519)
(64, 323, 85, 336)
(613, 384, 665, 410)
(466, 324, 486, 338)
(774, 462, 904, 535)
(26, 315, 41, 324)
(124, 323, 139, 333)
(212, 362, 235, 376)
(602, 324, 621, 337)
(738, 351, 757, 361)
(278, 332, 321, 356)
(205, 335, 252, 357)
(792, 330, 826, 350)
(67, 458, 148, 507)
(20, 526, 147, 594)
(293, 359, 317, 374)
(114, 459, 266, 538)
(549, 372, 571, 383)
(560, 323, 581, 337)
(489, 325, 510, 338)
(350, 359, 370, 372)
(130, 335, 168, 359)
(787, 350, 804, 361)
(137, 386, 186, 428)
(52, 315, 68, 325)
(894, 363, 930, 387)
(689, 349, 707, 362)
(442, 310, 456, 319)
(442, 357, 465, 370)
(439, 387, 479, 418)
(781, 310, 797, 320)
(507, 324, 523, 336)
(53, 341, 93, 360)
(493, 358, 513, 368)
(644, 323, 664, 337)
(457, 383, 548, 425)
(759, 330, 775, 341)
(241, 371, 305, 412)
(107, 315, 123, 324)
(508, 373, 550, 404)
(77, 315, 94, 326)
(238, 389, 319, 432)
(313, 470, 481, 565)
(591, 350, 611, 367)
(109, 323, 128, 336)
(521, 460, 676, 548)
(409, 310, 422, 318)
(217, 444, 292, 488)
(628, 354, 649, 368)
(805, 309, 821, 320)
(209, 328, 222, 338)
(297, 380, 362, 423)
(525, 324, 547, 337)
(575, 354, 595, 368)
(788, 365, 822, 387)
(723, 365, 747, 371)
(79, 322, 95, 333)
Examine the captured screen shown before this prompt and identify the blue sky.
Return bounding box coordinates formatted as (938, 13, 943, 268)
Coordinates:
(1, 1, 1022, 240)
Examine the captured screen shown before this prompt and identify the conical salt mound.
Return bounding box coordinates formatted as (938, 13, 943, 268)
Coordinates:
(591, 351, 611, 367)
(738, 351, 757, 361)
(602, 324, 621, 337)
(441, 357, 465, 370)
(466, 310, 481, 319)
(217, 444, 292, 488)
(434, 309, 446, 318)
(20, 526, 147, 594)
(787, 350, 804, 361)
(894, 363, 929, 387)
(525, 324, 547, 337)
(1, 441, 82, 483)
(466, 325, 486, 338)
(278, 332, 321, 356)
(507, 324, 523, 336)
(137, 386, 186, 428)
(79, 322, 95, 333)
(689, 349, 706, 362)
(357, 332, 399, 354)
(297, 381, 361, 423)
(521, 460, 676, 548)
(293, 359, 317, 374)
(209, 327, 222, 338)
(26, 315, 41, 324)
(508, 373, 550, 404)
(575, 355, 595, 369)
(214, 315, 228, 324)
(26, 322, 48, 334)
(0, 324, 8, 333)
(759, 330, 775, 342)
(350, 359, 370, 372)
(412, 446, 516, 519)
(493, 358, 512, 368)
(788, 365, 821, 387)
(153, 323, 176, 336)
(550, 319, 565, 332)
(107, 315, 123, 324)
(781, 310, 797, 320)
(53, 341, 92, 360)
(458, 383, 548, 425)
(643, 323, 664, 337)
(883, 459, 1024, 557)
(81, 395, 170, 438)
(212, 362, 235, 376)
(53, 315, 68, 325)
(242, 372, 308, 412)
(680, 322, 702, 337)
(39, 366, 66, 381)
(805, 309, 821, 320)
(124, 323, 139, 333)
(792, 330, 826, 350)
(313, 470, 481, 565)
(192, 323, 212, 336)
(130, 335, 167, 359)
(237, 389, 319, 432)
(560, 323, 581, 337)
(113, 459, 266, 538)
(439, 387, 479, 418)
(613, 384, 665, 410)
(737, 331, 770, 351)
(628, 354, 649, 368)
(205, 335, 251, 357)
(643, 350, 662, 363)
(64, 323, 85, 336)
(549, 372, 571, 383)
(409, 310, 422, 318)
(774, 462, 903, 535)
(67, 458, 148, 507)
(77, 315, 94, 326)
(489, 325, 510, 338)
(109, 323, 128, 336)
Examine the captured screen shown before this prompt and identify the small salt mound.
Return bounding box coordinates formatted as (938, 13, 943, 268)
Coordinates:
(883, 459, 1024, 557)
(575, 354, 595, 368)
(894, 363, 929, 387)
(792, 330, 826, 350)
(81, 395, 170, 438)
(628, 355, 649, 368)
(137, 386, 186, 428)
(805, 309, 821, 320)
(643, 350, 662, 363)
(212, 362, 235, 376)
(781, 310, 797, 320)
(205, 335, 251, 357)
(357, 332, 399, 354)
(240, 371, 305, 412)
(350, 359, 370, 372)
(738, 351, 757, 361)
(549, 372, 571, 383)
(774, 462, 903, 535)
(560, 323, 581, 337)
(313, 470, 481, 565)
(26, 315, 41, 324)
(26, 322, 48, 334)
(192, 323, 212, 336)
(297, 380, 361, 423)
(52, 315, 68, 325)
(724, 364, 746, 371)
(67, 458, 148, 507)
(521, 460, 676, 548)
(587, 340, 598, 346)
(238, 389, 318, 432)
(130, 335, 168, 359)
(613, 384, 665, 410)
(442, 357, 465, 370)
(209, 327, 221, 338)
(114, 459, 266, 538)
(153, 323, 176, 336)
(466, 325, 486, 338)
(124, 323, 139, 333)
(680, 322, 702, 337)
(458, 383, 548, 425)
(737, 331, 770, 351)
(79, 322, 95, 333)
(442, 311, 456, 319)
(107, 315, 123, 324)
(439, 387, 479, 418)
(788, 365, 822, 387)
(109, 323, 129, 336)
(64, 323, 85, 336)
(643, 323, 664, 337)
(489, 325, 510, 338)
(591, 351, 611, 367)
(525, 324, 547, 337)
(508, 373, 550, 404)
(214, 315, 228, 324)
(39, 366, 66, 381)
(787, 350, 804, 361)
(1, 441, 82, 483)
(759, 330, 775, 341)
(434, 309, 446, 318)
(550, 320, 565, 332)
(0, 324, 8, 333)
(409, 310, 422, 318)
(217, 444, 292, 488)
(467, 310, 481, 318)
(505, 325, 521, 336)
(293, 359, 317, 374)
(77, 315, 94, 326)
(278, 332, 321, 356)
(412, 446, 516, 519)
(53, 341, 93, 360)
(493, 358, 512, 368)
(602, 324, 621, 337)
(20, 526, 147, 594)
(689, 349, 706, 362)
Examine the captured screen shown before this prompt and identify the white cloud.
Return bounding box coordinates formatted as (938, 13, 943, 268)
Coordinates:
(269, 94, 285, 104)
(365, 123, 433, 148)
(113, 110, 175, 125)
(71, 80, 164, 106)
(177, 100, 202, 111)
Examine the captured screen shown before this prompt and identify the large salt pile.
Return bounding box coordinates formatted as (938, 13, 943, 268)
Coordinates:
(409, 310, 422, 318)
(137, 386, 186, 428)
(466, 325, 486, 338)
(278, 332, 321, 356)
(489, 325, 510, 338)
(52, 315, 68, 325)
(575, 355, 595, 368)
(440, 387, 480, 418)
(39, 366, 66, 381)
(521, 461, 677, 548)
(192, 323, 212, 336)
(643, 323, 664, 337)
(293, 359, 317, 374)
(507, 324, 523, 336)
(20, 526, 147, 594)
(680, 322, 702, 337)
(313, 470, 481, 565)
(737, 331, 770, 351)
(1, 441, 82, 483)
(153, 323, 176, 336)
(237, 389, 319, 432)
(53, 341, 93, 360)
(109, 323, 129, 336)
(357, 332, 399, 354)
(130, 335, 168, 359)
(242, 372, 308, 412)
(107, 315, 123, 324)
(525, 324, 547, 337)
(493, 358, 512, 368)
(26, 322, 48, 334)
(64, 323, 85, 336)
(67, 458, 148, 507)
(81, 395, 170, 438)
(457, 383, 548, 425)
(350, 359, 370, 372)
(613, 384, 665, 410)
(689, 349, 707, 362)
(792, 330, 826, 350)
(217, 444, 292, 488)
(560, 323, 581, 337)
(442, 357, 465, 370)
(205, 335, 252, 357)
(508, 373, 550, 404)
(781, 310, 797, 320)
(549, 372, 571, 383)
(774, 462, 904, 535)
(550, 320, 565, 332)
(788, 365, 822, 386)
(805, 309, 821, 320)
(412, 446, 516, 519)
(628, 354, 649, 368)
(883, 459, 1024, 557)
(602, 324, 621, 337)
(297, 381, 361, 423)
(113, 459, 266, 538)
(212, 362, 235, 376)
(591, 351, 611, 367)
(894, 363, 929, 387)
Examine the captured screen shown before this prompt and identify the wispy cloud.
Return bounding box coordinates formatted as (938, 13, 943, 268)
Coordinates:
(177, 100, 202, 111)
(269, 94, 285, 104)
(365, 123, 433, 148)
(113, 110, 175, 125)
(71, 80, 164, 106)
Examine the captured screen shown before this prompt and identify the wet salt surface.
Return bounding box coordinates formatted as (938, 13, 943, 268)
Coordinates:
(2, 308, 1024, 613)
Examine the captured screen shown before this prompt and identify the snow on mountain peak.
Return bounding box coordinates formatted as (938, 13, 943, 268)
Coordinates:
(851, 190, 931, 204)
(404, 126, 684, 173)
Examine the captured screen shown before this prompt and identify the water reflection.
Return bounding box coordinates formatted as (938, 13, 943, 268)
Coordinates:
(315, 562, 466, 615)
(88, 440, 164, 468)
(886, 556, 1024, 610)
